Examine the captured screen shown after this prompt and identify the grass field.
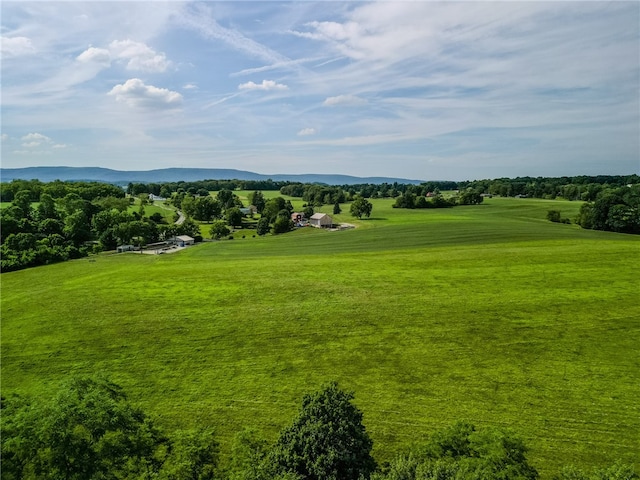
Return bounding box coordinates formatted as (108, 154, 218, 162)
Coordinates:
(2, 197, 639, 477)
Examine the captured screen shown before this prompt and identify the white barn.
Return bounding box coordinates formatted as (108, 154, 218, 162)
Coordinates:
(309, 213, 333, 228)
(175, 235, 195, 246)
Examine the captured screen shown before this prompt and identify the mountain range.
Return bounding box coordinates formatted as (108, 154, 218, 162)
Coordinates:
(0, 167, 425, 185)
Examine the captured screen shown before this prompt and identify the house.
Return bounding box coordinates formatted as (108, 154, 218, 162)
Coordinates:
(148, 194, 166, 201)
(291, 212, 306, 227)
(309, 213, 333, 228)
(117, 244, 136, 253)
(175, 235, 195, 247)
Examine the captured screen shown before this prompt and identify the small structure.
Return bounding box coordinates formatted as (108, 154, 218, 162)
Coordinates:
(239, 207, 256, 217)
(148, 194, 166, 201)
(309, 213, 333, 228)
(175, 235, 195, 247)
(117, 244, 136, 253)
(291, 212, 306, 226)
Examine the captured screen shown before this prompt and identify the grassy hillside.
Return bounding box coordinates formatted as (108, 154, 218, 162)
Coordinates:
(2, 197, 638, 477)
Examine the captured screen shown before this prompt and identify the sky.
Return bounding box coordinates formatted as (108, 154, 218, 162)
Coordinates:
(1, 1, 639, 181)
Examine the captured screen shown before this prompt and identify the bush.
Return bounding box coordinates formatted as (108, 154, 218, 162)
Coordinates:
(547, 210, 562, 223)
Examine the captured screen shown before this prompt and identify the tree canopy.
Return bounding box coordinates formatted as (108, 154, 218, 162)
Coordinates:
(269, 382, 376, 480)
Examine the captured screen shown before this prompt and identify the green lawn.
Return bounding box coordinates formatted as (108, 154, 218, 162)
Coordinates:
(2, 197, 639, 477)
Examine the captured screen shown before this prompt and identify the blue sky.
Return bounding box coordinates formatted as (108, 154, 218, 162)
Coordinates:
(1, 1, 638, 181)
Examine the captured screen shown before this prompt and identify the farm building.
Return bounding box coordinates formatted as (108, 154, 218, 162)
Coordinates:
(291, 212, 305, 226)
(175, 235, 195, 247)
(117, 244, 137, 253)
(240, 206, 258, 217)
(309, 213, 333, 228)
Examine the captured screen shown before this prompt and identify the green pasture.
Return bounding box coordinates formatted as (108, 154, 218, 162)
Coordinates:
(2, 197, 639, 477)
(130, 198, 177, 223)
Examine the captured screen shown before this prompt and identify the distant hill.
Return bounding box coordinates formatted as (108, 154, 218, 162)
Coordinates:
(0, 167, 425, 185)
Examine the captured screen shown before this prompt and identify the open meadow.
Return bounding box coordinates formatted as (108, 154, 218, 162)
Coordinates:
(2, 196, 639, 477)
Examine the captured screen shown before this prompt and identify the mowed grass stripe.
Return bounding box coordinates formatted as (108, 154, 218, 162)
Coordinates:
(1, 198, 639, 477)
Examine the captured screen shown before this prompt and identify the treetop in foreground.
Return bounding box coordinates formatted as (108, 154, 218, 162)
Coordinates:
(269, 381, 377, 480)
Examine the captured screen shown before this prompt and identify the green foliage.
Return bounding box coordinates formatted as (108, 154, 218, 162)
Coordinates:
(272, 215, 294, 235)
(350, 196, 373, 219)
(160, 428, 219, 480)
(303, 205, 315, 219)
(226, 207, 244, 228)
(333, 203, 341, 215)
(376, 422, 537, 480)
(256, 217, 271, 236)
(262, 197, 287, 223)
(269, 382, 376, 480)
(457, 188, 484, 206)
(553, 462, 639, 480)
(210, 221, 231, 240)
(194, 196, 222, 222)
(217, 189, 242, 210)
(575, 186, 639, 234)
(228, 428, 269, 480)
(547, 210, 562, 223)
(1, 375, 166, 480)
(248, 191, 266, 214)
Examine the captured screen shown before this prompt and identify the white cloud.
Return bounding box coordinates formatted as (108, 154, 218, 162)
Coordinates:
(183, 83, 198, 90)
(238, 80, 289, 91)
(109, 39, 170, 72)
(1, 134, 9, 142)
(108, 78, 183, 109)
(77, 40, 169, 73)
(21, 133, 53, 146)
(76, 47, 111, 66)
(297, 128, 316, 136)
(323, 94, 367, 107)
(0, 36, 36, 57)
(16, 133, 66, 152)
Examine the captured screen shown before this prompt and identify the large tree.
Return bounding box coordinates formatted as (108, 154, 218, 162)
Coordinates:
(269, 382, 376, 480)
(248, 191, 266, 214)
(1, 375, 166, 480)
(350, 196, 373, 219)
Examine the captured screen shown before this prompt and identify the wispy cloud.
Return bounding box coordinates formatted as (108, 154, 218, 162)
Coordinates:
(76, 47, 111, 65)
(323, 95, 367, 107)
(0, 36, 36, 57)
(238, 80, 288, 92)
(177, 3, 291, 67)
(1, 1, 638, 179)
(297, 127, 316, 136)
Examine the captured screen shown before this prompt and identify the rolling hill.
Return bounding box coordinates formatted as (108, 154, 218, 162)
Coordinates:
(0, 166, 425, 185)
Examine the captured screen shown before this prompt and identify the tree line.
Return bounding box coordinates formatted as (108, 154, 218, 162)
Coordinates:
(1, 376, 636, 480)
(0, 181, 201, 272)
(2, 174, 638, 272)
